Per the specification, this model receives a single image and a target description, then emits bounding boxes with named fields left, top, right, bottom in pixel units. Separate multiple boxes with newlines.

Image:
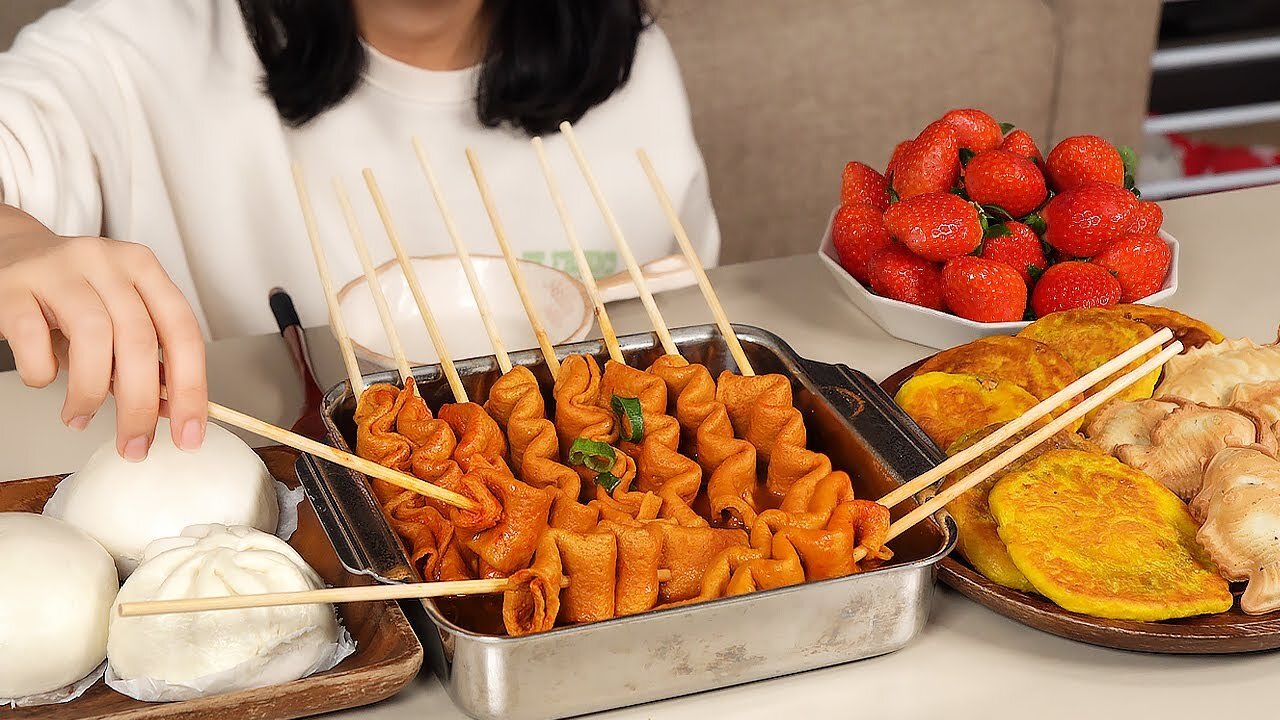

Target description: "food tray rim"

left=308, top=322, right=957, bottom=642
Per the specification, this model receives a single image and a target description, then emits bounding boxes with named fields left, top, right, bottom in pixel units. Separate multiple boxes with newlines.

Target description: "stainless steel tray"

left=298, top=324, right=955, bottom=720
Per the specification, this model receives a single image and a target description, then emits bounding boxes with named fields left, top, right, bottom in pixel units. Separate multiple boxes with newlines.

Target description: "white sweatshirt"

left=0, top=0, right=719, bottom=340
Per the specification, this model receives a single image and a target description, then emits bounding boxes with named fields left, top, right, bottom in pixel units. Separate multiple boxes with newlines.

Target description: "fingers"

left=0, top=290, right=57, bottom=388
left=75, top=242, right=160, bottom=462
left=38, top=278, right=114, bottom=429
left=125, top=242, right=207, bottom=450
left=0, top=236, right=207, bottom=461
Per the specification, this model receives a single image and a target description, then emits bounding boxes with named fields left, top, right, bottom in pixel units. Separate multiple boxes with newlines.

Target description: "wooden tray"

left=3, top=446, right=423, bottom=719
left=883, top=361, right=1280, bottom=654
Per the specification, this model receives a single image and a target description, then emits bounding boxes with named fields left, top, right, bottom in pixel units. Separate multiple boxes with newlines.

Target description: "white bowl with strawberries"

left=817, top=108, right=1178, bottom=349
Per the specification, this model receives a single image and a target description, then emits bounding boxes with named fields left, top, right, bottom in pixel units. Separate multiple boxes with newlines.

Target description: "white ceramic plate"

left=816, top=207, right=1180, bottom=350
left=338, top=255, right=592, bottom=368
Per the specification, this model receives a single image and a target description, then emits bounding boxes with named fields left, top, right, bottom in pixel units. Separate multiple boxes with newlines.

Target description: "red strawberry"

left=1041, top=182, right=1138, bottom=258
left=1030, top=262, right=1122, bottom=317
left=999, top=129, right=1044, bottom=164
left=883, top=192, right=982, bottom=261
left=840, top=161, right=891, bottom=211
left=867, top=244, right=945, bottom=310
left=980, top=221, right=1048, bottom=286
left=963, top=149, right=1048, bottom=218
left=941, top=256, right=1027, bottom=322
left=892, top=121, right=961, bottom=199
left=1045, top=135, right=1124, bottom=191
left=939, top=109, right=1003, bottom=153
left=1125, top=201, right=1164, bottom=234
left=1091, top=233, right=1172, bottom=302
left=886, top=140, right=913, bottom=180
left=831, top=203, right=893, bottom=284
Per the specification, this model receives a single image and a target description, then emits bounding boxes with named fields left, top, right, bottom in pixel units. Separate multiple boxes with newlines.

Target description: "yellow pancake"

left=1109, top=304, right=1224, bottom=350
left=1018, top=308, right=1160, bottom=423
left=989, top=450, right=1232, bottom=621
left=941, top=426, right=1101, bottom=592
left=915, top=336, right=1082, bottom=430
left=894, top=372, right=1039, bottom=451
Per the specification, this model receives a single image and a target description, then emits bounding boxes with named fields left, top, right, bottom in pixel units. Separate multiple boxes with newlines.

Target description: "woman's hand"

left=0, top=211, right=207, bottom=461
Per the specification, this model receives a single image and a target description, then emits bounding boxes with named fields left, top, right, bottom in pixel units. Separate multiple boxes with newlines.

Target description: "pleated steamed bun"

left=0, top=512, right=119, bottom=698
left=45, top=420, right=278, bottom=575
left=107, top=524, right=343, bottom=700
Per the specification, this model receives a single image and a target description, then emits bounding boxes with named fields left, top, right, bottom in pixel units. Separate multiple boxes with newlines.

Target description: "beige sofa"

left=1, top=0, right=1161, bottom=266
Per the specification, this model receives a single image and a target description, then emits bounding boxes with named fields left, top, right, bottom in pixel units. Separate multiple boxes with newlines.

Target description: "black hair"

left=237, top=0, right=649, bottom=135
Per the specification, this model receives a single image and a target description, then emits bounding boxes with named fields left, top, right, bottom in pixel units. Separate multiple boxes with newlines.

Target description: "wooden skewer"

left=531, top=136, right=624, bottom=365
left=876, top=327, right=1175, bottom=510
left=559, top=121, right=678, bottom=357
left=465, top=147, right=562, bottom=378
left=636, top=149, right=754, bottom=376
left=879, top=339, right=1184, bottom=546
left=205, top=401, right=478, bottom=511
left=119, top=577, right=555, bottom=616
left=118, top=569, right=673, bottom=616
left=290, top=164, right=364, bottom=396
left=361, top=168, right=470, bottom=402
left=411, top=138, right=514, bottom=376
left=333, top=177, right=413, bottom=384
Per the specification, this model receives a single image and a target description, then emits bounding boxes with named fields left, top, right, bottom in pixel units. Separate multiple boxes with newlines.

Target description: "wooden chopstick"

left=117, top=577, right=546, bottom=616
left=636, top=149, right=754, bottom=376
left=118, top=569, right=674, bottom=616
left=876, top=327, right=1175, bottom=510
left=879, top=339, right=1184, bottom=545
left=465, top=147, right=562, bottom=378
left=290, top=163, right=365, bottom=396
left=205, top=401, right=478, bottom=511
left=333, top=177, right=414, bottom=384
left=412, top=137, right=514, bottom=376
left=531, top=136, right=625, bottom=365
left=361, top=168, right=470, bottom=402
left=559, top=121, right=679, bottom=357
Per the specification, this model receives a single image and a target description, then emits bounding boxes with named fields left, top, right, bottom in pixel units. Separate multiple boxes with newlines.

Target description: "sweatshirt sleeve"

left=0, top=4, right=126, bottom=237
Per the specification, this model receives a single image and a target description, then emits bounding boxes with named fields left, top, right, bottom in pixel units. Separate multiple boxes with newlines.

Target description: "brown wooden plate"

left=883, top=360, right=1280, bottom=654
left=3, top=446, right=423, bottom=719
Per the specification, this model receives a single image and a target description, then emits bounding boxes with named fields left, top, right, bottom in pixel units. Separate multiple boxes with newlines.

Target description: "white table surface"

left=4, top=184, right=1278, bottom=719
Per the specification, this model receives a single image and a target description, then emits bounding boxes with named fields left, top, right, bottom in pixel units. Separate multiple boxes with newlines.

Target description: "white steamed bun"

left=0, top=512, right=119, bottom=698
left=107, top=524, right=340, bottom=699
left=45, top=420, right=278, bottom=575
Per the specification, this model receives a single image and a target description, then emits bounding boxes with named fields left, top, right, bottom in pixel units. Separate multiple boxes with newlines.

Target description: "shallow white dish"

left=338, top=255, right=592, bottom=368
left=817, top=207, right=1180, bottom=350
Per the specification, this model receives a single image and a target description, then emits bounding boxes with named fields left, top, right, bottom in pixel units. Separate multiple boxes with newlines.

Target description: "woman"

left=0, top=0, right=718, bottom=461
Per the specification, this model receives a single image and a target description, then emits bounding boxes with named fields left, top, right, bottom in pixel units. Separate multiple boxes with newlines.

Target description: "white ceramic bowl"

left=338, top=255, right=592, bottom=368
left=817, top=207, right=1180, bottom=350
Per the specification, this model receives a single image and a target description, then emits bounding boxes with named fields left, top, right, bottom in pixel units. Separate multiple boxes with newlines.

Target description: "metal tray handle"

left=798, top=357, right=945, bottom=481
left=296, top=455, right=415, bottom=583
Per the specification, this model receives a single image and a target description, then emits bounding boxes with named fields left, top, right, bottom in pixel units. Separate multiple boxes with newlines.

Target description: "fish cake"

left=940, top=426, right=1101, bottom=593
left=894, top=372, right=1039, bottom=451
left=1018, top=308, right=1161, bottom=422
left=915, top=336, right=1082, bottom=429
left=989, top=450, right=1232, bottom=621
left=1110, top=304, right=1224, bottom=350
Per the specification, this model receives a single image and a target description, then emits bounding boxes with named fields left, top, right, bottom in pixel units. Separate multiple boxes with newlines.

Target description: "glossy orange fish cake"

left=894, top=372, right=1039, bottom=451
left=988, top=450, right=1232, bottom=621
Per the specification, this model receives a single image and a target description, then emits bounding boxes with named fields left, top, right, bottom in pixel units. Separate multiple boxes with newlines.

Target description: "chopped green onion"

left=595, top=471, right=621, bottom=493
left=611, top=395, right=645, bottom=443
left=569, top=437, right=616, bottom=474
